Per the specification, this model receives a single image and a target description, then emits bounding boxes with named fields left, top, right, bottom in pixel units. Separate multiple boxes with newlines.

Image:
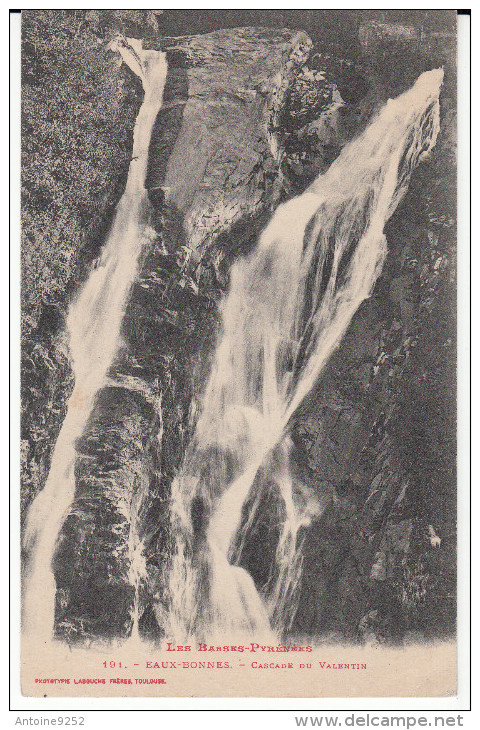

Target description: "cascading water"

left=165, top=68, right=444, bottom=643
left=22, top=38, right=168, bottom=642
left=22, top=40, right=443, bottom=647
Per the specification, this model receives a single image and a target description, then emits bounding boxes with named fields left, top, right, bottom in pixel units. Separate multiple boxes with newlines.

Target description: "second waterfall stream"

left=22, top=39, right=168, bottom=643
left=22, top=33, right=444, bottom=646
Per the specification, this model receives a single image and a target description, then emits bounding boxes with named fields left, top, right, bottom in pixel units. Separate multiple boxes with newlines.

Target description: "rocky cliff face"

left=21, top=15, right=457, bottom=645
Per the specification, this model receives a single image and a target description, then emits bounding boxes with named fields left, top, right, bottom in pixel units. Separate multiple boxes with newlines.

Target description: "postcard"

left=19, top=9, right=458, bottom=698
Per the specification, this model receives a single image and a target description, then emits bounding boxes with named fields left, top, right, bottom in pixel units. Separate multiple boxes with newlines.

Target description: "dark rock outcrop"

left=148, top=28, right=314, bottom=257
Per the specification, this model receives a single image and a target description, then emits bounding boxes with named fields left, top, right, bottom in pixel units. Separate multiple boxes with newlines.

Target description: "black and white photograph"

left=16, top=8, right=462, bottom=700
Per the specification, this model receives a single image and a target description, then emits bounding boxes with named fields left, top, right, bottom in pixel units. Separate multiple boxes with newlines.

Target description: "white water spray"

left=166, top=68, right=443, bottom=642
left=22, top=39, right=168, bottom=642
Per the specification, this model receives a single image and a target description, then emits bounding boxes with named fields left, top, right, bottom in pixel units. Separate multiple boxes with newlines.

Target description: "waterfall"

left=165, top=68, right=444, bottom=643
left=22, top=38, right=168, bottom=642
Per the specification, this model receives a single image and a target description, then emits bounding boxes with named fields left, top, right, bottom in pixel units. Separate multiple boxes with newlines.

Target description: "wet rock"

left=54, top=385, right=163, bottom=641
left=371, top=552, right=387, bottom=581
